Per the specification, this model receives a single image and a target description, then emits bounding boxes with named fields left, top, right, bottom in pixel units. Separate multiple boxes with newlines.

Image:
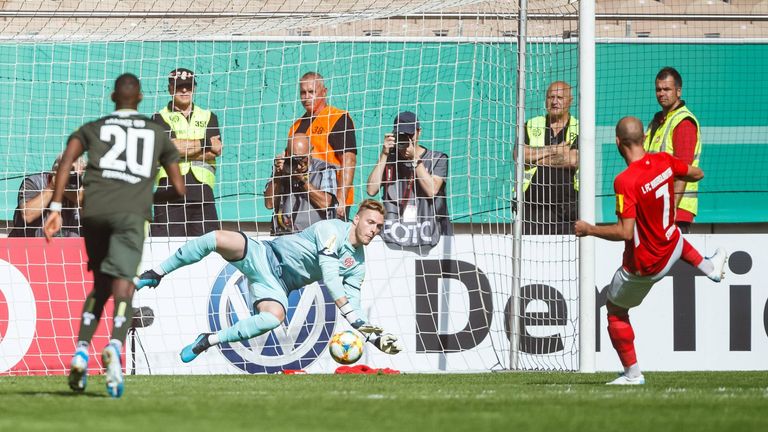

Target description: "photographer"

left=264, top=133, right=338, bottom=235
left=366, top=111, right=450, bottom=247
left=10, top=155, right=85, bottom=237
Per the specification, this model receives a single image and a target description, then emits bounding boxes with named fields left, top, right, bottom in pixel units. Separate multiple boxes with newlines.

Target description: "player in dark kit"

left=44, top=73, right=185, bottom=398
left=575, top=116, right=726, bottom=385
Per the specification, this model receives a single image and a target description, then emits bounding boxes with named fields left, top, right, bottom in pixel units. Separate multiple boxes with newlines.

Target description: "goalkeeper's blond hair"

left=357, top=199, right=385, bottom=216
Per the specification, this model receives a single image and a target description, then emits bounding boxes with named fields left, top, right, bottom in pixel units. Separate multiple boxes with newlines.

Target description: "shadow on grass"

left=527, top=379, right=611, bottom=386
left=15, top=390, right=107, bottom=398
left=515, top=374, right=619, bottom=386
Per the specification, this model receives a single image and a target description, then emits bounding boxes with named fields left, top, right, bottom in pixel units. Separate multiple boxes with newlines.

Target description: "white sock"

left=152, top=266, right=166, bottom=276
left=625, top=363, right=642, bottom=378
left=698, top=258, right=714, bottom=276
left=109, top=339, right=123, bottom=351
left=207, top=334, right=220, bottom=346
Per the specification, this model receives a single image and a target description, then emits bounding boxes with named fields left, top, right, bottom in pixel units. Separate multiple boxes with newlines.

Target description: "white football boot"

left=102, top=342, right=124, bottom=398
left=706, top=248, right=728, bottom=282
left=606, top=373, right=646, bottom=385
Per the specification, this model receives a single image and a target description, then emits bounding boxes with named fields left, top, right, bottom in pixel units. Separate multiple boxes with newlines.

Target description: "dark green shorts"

left=82, top=213, right=147, bottom=280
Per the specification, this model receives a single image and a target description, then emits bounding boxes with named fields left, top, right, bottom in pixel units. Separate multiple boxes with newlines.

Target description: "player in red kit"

left=575, top=116, right=727, bottom=385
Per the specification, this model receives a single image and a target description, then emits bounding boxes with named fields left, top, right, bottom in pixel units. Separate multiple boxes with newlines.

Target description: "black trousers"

left=150, top=175, right=221, bottom=237
left=150, top=201, right=220, bottom=236
left=522, top=202, right=578, bottom=235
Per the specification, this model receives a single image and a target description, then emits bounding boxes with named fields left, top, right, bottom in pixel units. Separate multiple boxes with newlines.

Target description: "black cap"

left=168, top=68, right=196, bottom=87
left=392, top=111, right=420, bottom=135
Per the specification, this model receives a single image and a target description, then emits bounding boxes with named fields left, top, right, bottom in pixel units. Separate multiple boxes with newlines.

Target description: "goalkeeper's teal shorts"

left=229, top=235, right=290, bottom=313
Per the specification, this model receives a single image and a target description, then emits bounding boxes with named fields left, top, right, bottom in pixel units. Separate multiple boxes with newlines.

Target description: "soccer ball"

left=328, top=330, right=364, bottom=365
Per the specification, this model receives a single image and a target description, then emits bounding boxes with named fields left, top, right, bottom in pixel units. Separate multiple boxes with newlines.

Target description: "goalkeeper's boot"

left=101, top=342, right=124, bottom=398
left=68, top=350, right=89, bottom=393
left=135, top=269, right=163, bottom=290
left=706, top=248, right=728, bottom=282
left=606, top=373, right=645, bottom=385
left=180, top=333, right=213, bottom=363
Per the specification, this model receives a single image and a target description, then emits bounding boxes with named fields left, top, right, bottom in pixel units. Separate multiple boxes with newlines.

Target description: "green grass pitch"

left=1, top=372, right=766, bottom=432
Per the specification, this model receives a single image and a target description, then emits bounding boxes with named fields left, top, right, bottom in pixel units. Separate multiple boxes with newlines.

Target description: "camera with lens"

left=286, top=156, right=308, bottom=175
left=387, top=133, right=413, bottom=161
left=276, top=155, right=305, bottom=176
left=67, top=171, right=82, bottom=189
left=397, top=133, right=413, bottom=149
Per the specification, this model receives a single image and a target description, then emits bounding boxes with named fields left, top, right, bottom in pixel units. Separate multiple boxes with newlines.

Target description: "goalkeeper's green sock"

left=158, top=231, right=217, bottom=275
left=214, top=312, right=281, bottom=344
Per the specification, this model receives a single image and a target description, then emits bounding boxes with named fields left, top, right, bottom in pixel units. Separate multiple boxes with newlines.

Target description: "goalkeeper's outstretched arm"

left=333, top=263, right=404, bottom=355
left=334, top=295, right=403, bottom=355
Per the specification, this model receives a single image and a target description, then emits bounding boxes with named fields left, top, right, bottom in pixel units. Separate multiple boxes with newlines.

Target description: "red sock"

left=680, top=239, right=703, bottom=267
left=607, top=313, right=637, bottom=367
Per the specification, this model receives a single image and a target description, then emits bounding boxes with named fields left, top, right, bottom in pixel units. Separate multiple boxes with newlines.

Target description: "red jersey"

left=671, top=119, right=698, bottom=223
left=614, top=152, right=689, bottom=275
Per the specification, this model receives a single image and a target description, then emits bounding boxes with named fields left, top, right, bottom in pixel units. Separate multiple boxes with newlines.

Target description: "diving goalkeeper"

left=137, top=199, right=403, bottom=362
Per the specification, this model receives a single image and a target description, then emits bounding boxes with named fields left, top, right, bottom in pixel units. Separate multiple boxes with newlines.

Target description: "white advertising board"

left=125, top=234, right=766, bottom=374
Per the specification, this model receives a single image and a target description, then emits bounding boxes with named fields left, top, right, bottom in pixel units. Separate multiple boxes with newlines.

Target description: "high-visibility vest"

left=155, top=106, right=216, bottom=189
left=289, top=105, right=354, bottom=206
left=523, top=115, right=580, bottom=193
left=643, top=105, right=701, bottom=216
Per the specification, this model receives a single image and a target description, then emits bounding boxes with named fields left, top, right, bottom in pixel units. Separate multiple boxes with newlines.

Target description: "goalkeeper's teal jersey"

left=267, top=219, right=366, bottom=306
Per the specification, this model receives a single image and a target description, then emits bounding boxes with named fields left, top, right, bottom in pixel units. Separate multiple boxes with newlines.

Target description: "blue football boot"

left=101, top=343, right=124, bottom=398
left=68, top=350, right=89, bottom=393
left=180, top=333, right=213, bottom=363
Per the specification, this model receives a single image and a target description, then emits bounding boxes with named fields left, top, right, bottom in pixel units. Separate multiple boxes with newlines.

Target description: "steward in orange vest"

left=288, top=72, right=357, bottom=220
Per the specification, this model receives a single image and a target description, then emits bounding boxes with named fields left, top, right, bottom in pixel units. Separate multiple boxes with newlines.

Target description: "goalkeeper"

left=137, top=198, right=403, bottom=362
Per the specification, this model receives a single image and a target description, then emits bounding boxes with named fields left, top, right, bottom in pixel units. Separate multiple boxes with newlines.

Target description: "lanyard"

left=398, top=169, right=415, bottom=215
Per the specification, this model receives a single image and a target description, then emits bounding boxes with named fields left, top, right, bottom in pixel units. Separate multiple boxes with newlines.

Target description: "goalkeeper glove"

left=370, top=333, right=403, bottom=355
left=135, top=269, right=163, bottom=290
left=351, top=320, right=384, bottom=336
left=338, top=301, right=383, bottom=336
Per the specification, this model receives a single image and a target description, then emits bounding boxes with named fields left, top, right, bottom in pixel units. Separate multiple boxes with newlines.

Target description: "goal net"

left=4, top=0, right=765, bottom=377
left=10, top=0, right=765, bottom=376
left=2, top=0, right=580, bottom=375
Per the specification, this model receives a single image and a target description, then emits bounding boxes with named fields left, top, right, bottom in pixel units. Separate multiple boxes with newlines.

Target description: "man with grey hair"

left=288, top=72, right=356, bottom=220
left=9, top=154, right=85, bottom=237
left=518, top=81, right=579, bottom=235
left=264, top=133, right=338, bottom=234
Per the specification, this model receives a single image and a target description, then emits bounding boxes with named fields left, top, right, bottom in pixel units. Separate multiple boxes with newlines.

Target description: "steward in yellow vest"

left=517, top=81, right=579, bottom=235
left=644, top=67, right=700, bottom=231
left=523, top=115, right=580, bottom=193
left=150, top=68, right=223, bottom=237
left=155, top=106, right=216, bottom=188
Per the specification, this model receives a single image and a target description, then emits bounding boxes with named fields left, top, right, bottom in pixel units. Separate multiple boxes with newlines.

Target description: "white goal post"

left=578, top=0, right=596, bottom=373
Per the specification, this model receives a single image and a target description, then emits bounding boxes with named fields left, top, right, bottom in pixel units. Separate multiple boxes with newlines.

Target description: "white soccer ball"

left=328, top=330, right=364, bottom=365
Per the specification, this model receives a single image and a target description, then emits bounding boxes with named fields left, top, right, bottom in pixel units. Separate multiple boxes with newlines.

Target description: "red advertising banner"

left=0, top=238, right=114, bottom=375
